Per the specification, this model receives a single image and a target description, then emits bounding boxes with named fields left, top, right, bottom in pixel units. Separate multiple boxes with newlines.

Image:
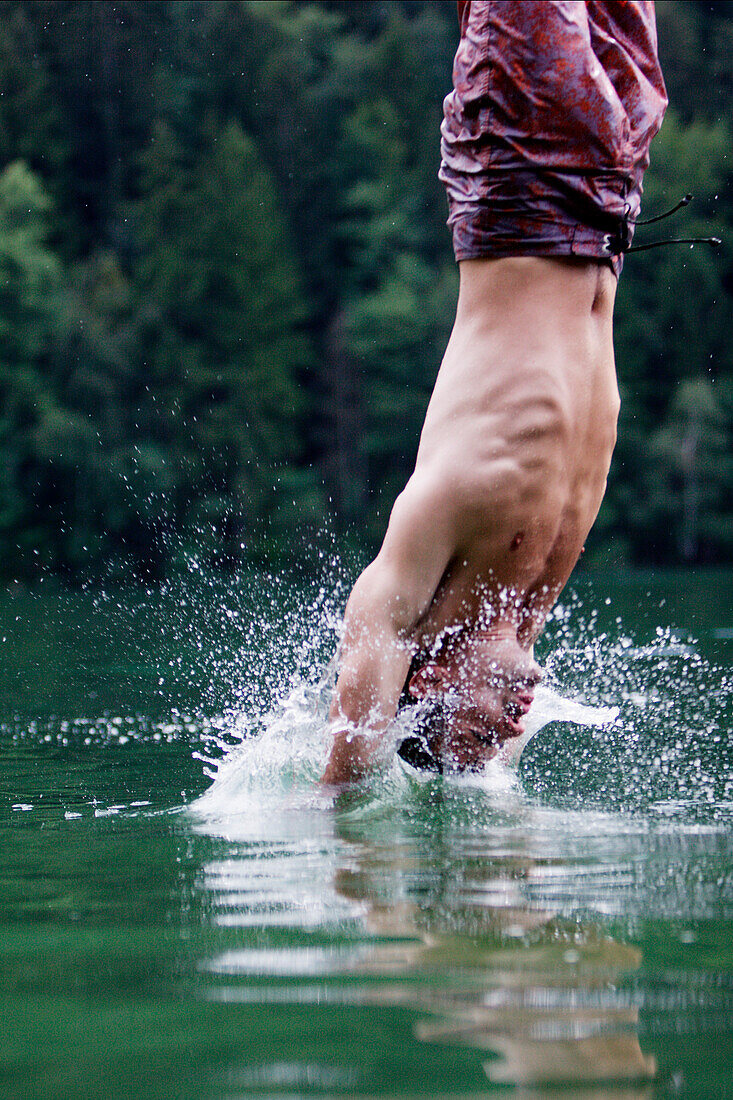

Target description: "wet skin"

left=322, top=256, right=618, bottom=784
left=406, top=633, right=543, bottom=772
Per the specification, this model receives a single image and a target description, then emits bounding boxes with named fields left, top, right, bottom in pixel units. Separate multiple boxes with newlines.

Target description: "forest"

left=0, top=0, right=731, bottom=582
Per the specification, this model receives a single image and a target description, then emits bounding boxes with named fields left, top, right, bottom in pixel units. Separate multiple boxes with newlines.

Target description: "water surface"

left=2, top=569, right=732, bottom=1099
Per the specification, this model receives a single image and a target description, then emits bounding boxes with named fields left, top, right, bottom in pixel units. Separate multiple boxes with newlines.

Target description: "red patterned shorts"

left=439, top=1, right=668, bottom=275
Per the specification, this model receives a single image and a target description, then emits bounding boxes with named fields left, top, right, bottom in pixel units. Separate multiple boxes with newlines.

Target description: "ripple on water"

left=2, top=571, right=732, bottom=1096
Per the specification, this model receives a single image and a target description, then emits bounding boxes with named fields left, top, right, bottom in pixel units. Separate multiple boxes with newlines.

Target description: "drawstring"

left=635, top=192, right=693, bottom=225
left=605, top=193, right=721, bottom=256
left=623, top=235, right=721, bottom=254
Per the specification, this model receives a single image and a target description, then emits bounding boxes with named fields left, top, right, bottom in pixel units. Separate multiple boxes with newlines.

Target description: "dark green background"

left=0, top=0, right=731, bottom=582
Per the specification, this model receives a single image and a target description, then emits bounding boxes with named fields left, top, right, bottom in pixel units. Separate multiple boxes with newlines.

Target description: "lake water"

left=2, top=567, right=732, bottom=1099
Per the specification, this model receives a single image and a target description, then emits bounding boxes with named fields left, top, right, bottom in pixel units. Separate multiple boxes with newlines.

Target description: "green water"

left=2, top=570, right=732, bottom=1099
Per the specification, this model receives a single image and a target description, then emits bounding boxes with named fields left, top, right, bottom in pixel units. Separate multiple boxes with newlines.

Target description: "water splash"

left=498, top=684, right=619, bottom=765
left=189, top=567, right=733, bottom=827
left=9, top=561, right=726, bottom=826
left=191, top=662, right=335, bottom=822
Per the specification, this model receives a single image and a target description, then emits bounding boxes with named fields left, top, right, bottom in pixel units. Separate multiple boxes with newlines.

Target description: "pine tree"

left=0, top=161, right=65, bottom=574
left=135, top=118, right=322, bottom=557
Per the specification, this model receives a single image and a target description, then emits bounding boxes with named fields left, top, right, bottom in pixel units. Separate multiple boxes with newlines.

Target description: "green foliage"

left=635, top=380, right=731, bottom=562
left=136, top=117, right=321, bottom=544
left=0, top=161, right=64, bottom=574
left=598, top=107, right=733, bottom=564
left=0, top=0, right=731, bottom=579
left=656, top=0, right=733, bottom=126
left=328, top=8, right=456, bottom=527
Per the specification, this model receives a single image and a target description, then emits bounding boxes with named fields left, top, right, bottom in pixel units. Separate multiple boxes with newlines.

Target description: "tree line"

left=0, top=0, right=731, bottom=581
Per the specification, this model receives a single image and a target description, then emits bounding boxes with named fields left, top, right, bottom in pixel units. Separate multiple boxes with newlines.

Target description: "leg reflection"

left=333, top=823, right=656, bottom=1089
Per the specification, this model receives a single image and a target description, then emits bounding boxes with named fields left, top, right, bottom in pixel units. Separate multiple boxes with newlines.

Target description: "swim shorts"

left=439, top=1, right=668, bottom=274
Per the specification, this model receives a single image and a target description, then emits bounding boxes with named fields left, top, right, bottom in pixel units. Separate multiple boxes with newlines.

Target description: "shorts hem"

left=450, top=213, right=623, bottom=276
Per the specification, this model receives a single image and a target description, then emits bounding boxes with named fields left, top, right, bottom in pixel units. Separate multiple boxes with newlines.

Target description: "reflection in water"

left=2, top=577, right=732, bottom=1098
left=191, top=781, right=689, bottom=1091
left=185, top=591, right=733, bottom=1096
left=331, top=825, right=656, bottom=1089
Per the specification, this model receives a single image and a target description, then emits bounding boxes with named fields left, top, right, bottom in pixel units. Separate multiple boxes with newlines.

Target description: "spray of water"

left=6, top=552, right=729, bottom=826
left=189, top=566, right=733, bottom=827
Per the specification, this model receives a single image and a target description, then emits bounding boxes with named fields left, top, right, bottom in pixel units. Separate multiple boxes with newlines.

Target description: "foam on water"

left=4, top=561, right=730, bottom=830
left=191, top=665, right=335, bottom=821
left=191, top=679, right=620, bottom=829
left=189, top=579, right=642, bottom=831
left=187, top=566, right=733, bottom=832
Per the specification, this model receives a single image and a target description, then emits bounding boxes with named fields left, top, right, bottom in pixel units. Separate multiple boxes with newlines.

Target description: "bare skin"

left=322, top=255, right=619, bottom=784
